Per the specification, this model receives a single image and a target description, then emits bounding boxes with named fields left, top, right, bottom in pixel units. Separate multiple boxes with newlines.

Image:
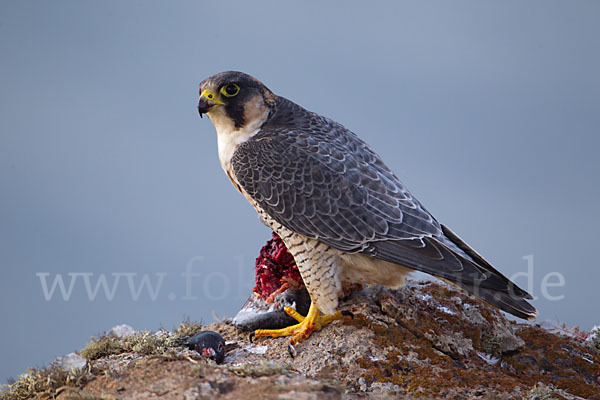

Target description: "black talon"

left=341, top=310, right=354, bottom=319
left=287, top=342, right=297, bottom=358
left=249, top=331, right=255, bottom=343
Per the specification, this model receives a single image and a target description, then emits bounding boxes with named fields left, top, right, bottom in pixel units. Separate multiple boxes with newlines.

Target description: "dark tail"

left=369, top=225, right=538, bottom=321
left=439, top=225, right=538, bottom=321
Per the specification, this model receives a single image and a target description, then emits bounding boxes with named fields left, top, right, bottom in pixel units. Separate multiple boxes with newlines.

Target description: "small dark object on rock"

left=182, top=331, right=225, bottom=364
left=288, top=342, right=297, bottom=358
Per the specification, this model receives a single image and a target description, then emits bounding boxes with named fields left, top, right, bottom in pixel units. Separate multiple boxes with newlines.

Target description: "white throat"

left=209, top=100, right=269, bottom=175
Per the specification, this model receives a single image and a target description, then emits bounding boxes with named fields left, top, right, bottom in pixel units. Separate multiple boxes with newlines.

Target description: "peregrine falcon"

left=197, top=71, right=537, bottom=350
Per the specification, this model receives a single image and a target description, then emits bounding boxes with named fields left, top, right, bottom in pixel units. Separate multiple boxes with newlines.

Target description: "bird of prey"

left=197, top=71, right=537, bottom=350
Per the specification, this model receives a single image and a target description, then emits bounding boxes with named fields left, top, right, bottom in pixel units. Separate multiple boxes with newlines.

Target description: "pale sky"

left=1, top=1, right=599, bottom=383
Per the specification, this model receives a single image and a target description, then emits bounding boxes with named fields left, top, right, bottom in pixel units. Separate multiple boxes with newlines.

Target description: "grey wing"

left=232, top=121, right=441, bottom=251
left=232, top=111, right=536, bottom=319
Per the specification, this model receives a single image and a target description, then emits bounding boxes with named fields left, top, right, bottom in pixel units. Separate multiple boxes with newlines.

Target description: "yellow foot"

left=249, top=302, right=353, bottom=357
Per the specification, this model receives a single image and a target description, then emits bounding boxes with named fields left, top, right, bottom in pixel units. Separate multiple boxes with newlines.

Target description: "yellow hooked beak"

left=198, top=89, right=226, bottom=117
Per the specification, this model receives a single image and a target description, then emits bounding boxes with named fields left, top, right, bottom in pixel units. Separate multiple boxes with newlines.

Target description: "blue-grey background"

left=1, top=1, right=599, bottom=384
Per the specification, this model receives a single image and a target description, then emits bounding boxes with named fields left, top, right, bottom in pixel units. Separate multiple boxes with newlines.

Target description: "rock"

left=4, top=280, right=600, bottom=400
left=52, top=352, right=87, bottom=370
left=586, top=325, right=600, bottom=352
left=107, top=324, right=135, bottom=338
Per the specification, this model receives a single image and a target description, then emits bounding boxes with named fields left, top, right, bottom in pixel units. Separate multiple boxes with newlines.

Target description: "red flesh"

left=253, top=232, right=304, bottom=300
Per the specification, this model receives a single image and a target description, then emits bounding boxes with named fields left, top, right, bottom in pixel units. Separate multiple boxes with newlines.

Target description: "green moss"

left=80, top=329, right=192, bottom=361
left=0, top=365, right=92, bottom=400
left=2, top=319, right=207, bottom=399
left=479, top=331, right=504, bottom=358
left=80, top=336, right=128, bottom=360
left=171, top=318, right=204, bottom=339
left=129, top=331, right=170, bottom=355
left=524, top=382, right=558, bottom=400
left=586, top=327, right=600, bottom=353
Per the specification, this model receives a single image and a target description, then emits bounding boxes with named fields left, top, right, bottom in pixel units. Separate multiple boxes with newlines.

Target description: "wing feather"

left=231, top=96, right=536, bottom=319
left=232, top=105, right=441, bottom=249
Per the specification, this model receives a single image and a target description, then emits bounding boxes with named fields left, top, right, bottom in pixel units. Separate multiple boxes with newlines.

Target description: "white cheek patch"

left=208, top=107, right=236, bottom=137
left=210, top=95, right=269, bottom=178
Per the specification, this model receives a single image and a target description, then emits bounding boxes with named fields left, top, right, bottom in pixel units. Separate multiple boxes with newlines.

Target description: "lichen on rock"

left=3, top=232, right=599, bottom=399
left=2, top=281, right=599, bottom=399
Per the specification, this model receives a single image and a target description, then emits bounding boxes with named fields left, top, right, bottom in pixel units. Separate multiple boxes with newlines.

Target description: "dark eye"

left=221, top=84, right=240, bottom=97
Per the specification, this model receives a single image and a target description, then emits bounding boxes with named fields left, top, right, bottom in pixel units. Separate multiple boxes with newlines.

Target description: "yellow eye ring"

left=220, top=84, right=240, bottom=97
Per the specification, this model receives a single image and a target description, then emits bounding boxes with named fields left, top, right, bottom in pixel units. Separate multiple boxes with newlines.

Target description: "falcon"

left=197, top=71, right=537, bottom=350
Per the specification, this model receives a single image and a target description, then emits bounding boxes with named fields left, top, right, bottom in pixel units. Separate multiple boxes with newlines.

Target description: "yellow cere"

left=200, top=90, right=226, bottom=105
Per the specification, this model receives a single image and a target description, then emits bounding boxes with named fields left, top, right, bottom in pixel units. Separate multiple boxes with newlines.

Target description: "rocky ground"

left=2, top=280, right=600, bottom=400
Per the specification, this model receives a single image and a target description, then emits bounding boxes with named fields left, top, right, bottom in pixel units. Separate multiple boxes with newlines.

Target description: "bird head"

left=198, top=71, right=276, bottom=132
